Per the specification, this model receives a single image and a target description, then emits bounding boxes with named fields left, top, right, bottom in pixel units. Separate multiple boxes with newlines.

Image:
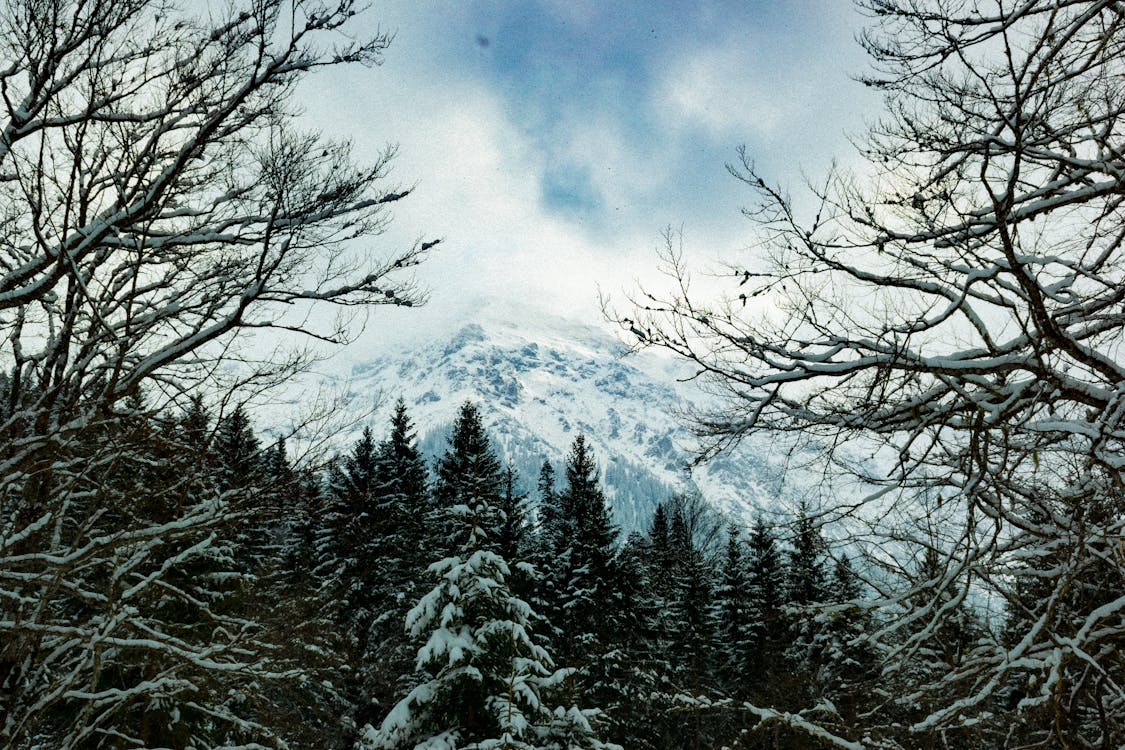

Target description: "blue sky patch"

left=541, top=161, right=603, bottom=218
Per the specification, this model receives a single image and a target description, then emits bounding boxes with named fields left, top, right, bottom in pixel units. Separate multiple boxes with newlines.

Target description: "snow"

left=307, top=298, right=798, bottom=530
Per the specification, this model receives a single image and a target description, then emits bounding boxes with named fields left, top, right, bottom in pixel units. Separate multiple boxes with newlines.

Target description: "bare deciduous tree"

left=0, top=1, right=433, bottom=746
left=619, top=1, right=1125, bottom=746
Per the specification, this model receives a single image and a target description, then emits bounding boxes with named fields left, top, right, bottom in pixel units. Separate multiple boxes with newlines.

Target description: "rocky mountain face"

left=333, top=304, right=786, bottom=532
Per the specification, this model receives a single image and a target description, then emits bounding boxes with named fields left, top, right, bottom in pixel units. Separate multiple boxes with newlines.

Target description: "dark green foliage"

left=781, top=502, right=832, bottom=714
left=374, top=398, right=431, bottom=564
left=215, top=405, right=263, bottom=491
left=433, top=401, right=505, bottom=552
left=320, top=426, right=383, bottom=630
left=667, top=502, right=716, bottom=690
left=742, top=514, right=790, bottom=716
left=601, top=531, right=667, bottom=749
left=21, top=384, right=1105, bottom=750
left=498, top=463, right=530, bottom=564
left=650, top=503, right=671, bottom=566
left=555, top=435, right=620, bottom=660
left=714, top=524, right=754, bottom=692
left=363, top=470, right=612, bottom=750
left=786, top=501, right=828, bottom=607
left=820, top=554, right=878, bottom=730
left=360, top=400, right=433, bottom=727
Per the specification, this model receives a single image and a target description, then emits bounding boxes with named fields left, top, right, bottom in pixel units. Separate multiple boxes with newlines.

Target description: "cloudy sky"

left=298, top=1, right=881, bottom=354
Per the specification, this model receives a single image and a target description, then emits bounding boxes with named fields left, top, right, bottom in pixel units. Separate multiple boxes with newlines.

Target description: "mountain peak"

left=335, top=305, right=783, bottom=531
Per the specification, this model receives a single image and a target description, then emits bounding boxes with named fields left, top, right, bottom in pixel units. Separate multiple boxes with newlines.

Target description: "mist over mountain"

left=328, top=300, right=788, bottom=532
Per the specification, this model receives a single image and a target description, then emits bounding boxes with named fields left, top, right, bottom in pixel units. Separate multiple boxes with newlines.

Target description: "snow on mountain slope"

left=329, top=301, right=788, bottom=532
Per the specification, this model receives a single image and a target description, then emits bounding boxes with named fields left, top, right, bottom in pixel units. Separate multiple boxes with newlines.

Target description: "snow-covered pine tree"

left=599, top=531, right=668, bottom=750
left=360, top=422, right=616, bottom=750
left=497, top=465, right=531, bottom=571
left=713, top=523, right=754, bottom=696
left=433, top=402, right=505, bottom=554
left=649, top=503, right=672, bottom=569
left=215, top=405, right=263, bottom=491
left=283, top=464, right=329, bottom=588
left=375, top=398, right=432, bottom=571
left=363, top=399, right=434, bottom=726
left=256, top=437, right=310, bottom=577
left=663, top=498, right=721, bottom=750
left=498, top=464, right=534, bottom=600
left=237, top=435, right=354, bottom=747
left=666, top=501, right=717, bottom=689
left=531, top=461, right=558, bottom=541
left=527, top=460, right=569, bottom=643
left=819, top=554, right=877, bottom=731
left=369, top=398, right=431, bottom=610
left=556, top=435, right=619, bottom=658
left=320, top=427, right=383, bottom=632
left=313, top=426, right=387, bottom=737
left=744, top=515, right=787, bottom=705
left=786, top=501, right=828, bottom=608
left=215, top=406, right=275, bottom=576
left=643, top=503, right=676, bottom=665
left=996, top=481, right=1125, bottom=747
left=263, top=437, right=301, bottom=520
left=782, top=502, right=831, bottom=707
left=553, top=435, right=641, bottom=746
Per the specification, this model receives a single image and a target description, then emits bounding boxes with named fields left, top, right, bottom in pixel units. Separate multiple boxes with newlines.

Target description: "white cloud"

left=296, top=52, right=670, bottom=354
left=652, top=17, right=879, bottom=181
left=283, top=2, right=882, bottom=366
left=656, top=43, right=787, bottom=141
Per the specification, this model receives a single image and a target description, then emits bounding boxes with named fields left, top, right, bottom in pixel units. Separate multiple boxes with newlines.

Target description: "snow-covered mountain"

left=328, top=301, right=788, bottom=532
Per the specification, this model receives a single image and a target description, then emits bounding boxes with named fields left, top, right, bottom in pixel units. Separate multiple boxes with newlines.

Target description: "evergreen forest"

left=8, top=388, right=1094, bottom=749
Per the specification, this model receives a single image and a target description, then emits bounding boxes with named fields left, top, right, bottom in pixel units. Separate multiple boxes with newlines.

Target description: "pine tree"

left=820, top=554, right=876, bottom=730
left=666, top=501, right=716, bottom=690
left=526, top=458, right=569, bottom=658
left=713, top=523, right=754, bottom=694
left=215, top=405, right=263, bottom=491
left=320, top=426, right=383, bottom=631
left=745, top=515, right=787, bottom=705
left=64, top=396, right=302, bottom=748
left=649, top=503, right=672, bottom=571
left=664, top=499, right=719, bottom=750
left=241, top=435, right=353, bottom=748
left=340, top=400, right=433, bottom=730
left=360, top=456, right=616, bottom=750
left=643, top=502, right=677, bottom=670
left=783, top=502, right=830, bottom=708
left=375, top=398, right=431, bottom=568
left=311, top=425, right=387, bottom=738
left=560, top=436, right=618, bottom=640
left=331, top=426, right=381, bottom=509
left=600, top=531, right=667, bottom=750
left=254, top=437, right=302, bottom=567
left=369, top=399, right=432, bottom=615
left=433, top=401, right=505, bottom=553
left=551, top=435, right=635, bottom=746
left=535, top=459, right=562, bottom=551
left=498, top=464, right=530, bottom=566
left=341, top=401, right=426, bottom=728
left=786, top=501, right=828, bottom=608
left=284, top=467, right=327, bottom=583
